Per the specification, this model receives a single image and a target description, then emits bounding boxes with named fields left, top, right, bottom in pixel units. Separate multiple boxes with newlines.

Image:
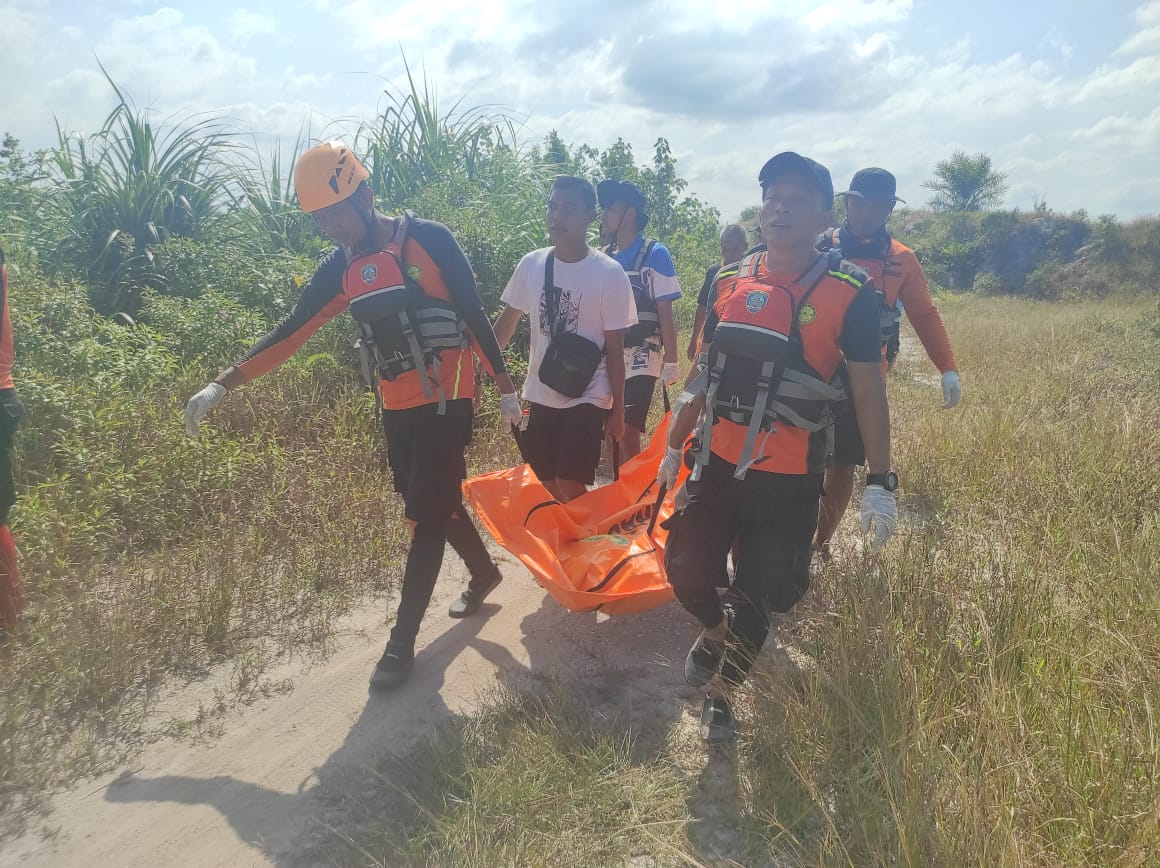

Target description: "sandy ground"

left=1, top=548, right=703, bottom=868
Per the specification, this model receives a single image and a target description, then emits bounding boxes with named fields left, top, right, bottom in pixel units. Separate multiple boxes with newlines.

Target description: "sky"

left=2, top=0, right=1158, bottom=222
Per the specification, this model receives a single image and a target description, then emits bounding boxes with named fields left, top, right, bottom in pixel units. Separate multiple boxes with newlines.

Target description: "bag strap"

left=632, top=238, right=657, bottom=273
left=543, top=251, right=562, bottom=337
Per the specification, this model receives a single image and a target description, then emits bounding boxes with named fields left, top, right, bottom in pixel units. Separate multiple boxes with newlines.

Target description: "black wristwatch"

left=866, top=471, right=899, bottom=492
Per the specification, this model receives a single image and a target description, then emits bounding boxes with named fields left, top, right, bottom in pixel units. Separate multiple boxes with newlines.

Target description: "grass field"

left=2, top=294, right=1157, bottom=866
left=331, top=294, right=1160, bottom=866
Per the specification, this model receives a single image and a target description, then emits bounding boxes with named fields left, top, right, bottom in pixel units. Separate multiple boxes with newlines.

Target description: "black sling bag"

left=537, top=252, right=604, bottom=399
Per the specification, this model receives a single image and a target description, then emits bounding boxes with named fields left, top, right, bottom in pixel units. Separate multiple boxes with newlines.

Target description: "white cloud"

left=229, top=10, right=277, bottom=43
left=2, top=0, right=1157, bottom=223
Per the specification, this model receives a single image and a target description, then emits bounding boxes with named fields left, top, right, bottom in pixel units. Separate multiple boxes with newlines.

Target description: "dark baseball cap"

left=839, top=167, right=905, bottom=203
left=597, top=179, right=650, bottom=228
left=758, top=152, right=835, bottom=206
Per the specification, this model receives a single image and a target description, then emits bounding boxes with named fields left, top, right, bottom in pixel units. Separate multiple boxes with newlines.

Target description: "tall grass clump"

left=39, top=73, right=237, bottom=316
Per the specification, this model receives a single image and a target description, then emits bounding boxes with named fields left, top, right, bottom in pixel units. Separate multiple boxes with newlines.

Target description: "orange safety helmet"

left=293, top=141, right=370, bottom=213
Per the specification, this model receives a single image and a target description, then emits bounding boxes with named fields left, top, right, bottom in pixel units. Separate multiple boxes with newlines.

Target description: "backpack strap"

left=632, top=238, right=657, bottom=273
left=735, top=251, right=763, bottom=279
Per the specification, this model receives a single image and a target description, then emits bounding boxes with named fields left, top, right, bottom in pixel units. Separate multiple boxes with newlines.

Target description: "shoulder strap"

left=632, top=239, right=657, bottom=272
left=735, top=251, right=762, bottom=279
left=543, top=251, right=562, bottom=336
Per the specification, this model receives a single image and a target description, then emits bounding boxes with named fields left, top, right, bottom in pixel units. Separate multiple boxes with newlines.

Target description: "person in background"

left=491, top=176, right=635, bottom=502
left=597, top=179, right=681, bottom=459
left=688, top=225, right=748, bottom=361
left=812, top=168, right=960, bottom=566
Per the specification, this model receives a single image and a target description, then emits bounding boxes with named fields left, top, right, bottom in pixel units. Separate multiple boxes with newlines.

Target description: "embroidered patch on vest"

left=361, top=264, right=378, bottom=284
left=745, top=290, right=768, bottom=313
left=406, top=265, right=422, bottom=281
left=799, top=303, right=817, bottom=325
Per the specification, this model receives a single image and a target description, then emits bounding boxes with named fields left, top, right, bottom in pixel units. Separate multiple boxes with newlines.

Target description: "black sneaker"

left=370, top=642, right=413, bottom=691
left=448, top=565, right=503, bottom=618
left=684, top=606, right=734, bottom=687
left=700, top=695, right=736, bottom=743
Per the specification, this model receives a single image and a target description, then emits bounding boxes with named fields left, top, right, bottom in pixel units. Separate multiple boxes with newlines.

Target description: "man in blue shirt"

left=598, top=179, right=682, bottom=459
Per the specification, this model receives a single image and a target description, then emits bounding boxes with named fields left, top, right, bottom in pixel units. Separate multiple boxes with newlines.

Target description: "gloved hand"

left=183, top=382, right=227, bottom=437
left=860, top=484, right=897, bottom=550
left=661, top=361, right=681, bottom=387
left=941, top=370, right=961, bottom=409
left=499, top=392, right=523, bottom=433
left=657, top=445, right=683, bottom=490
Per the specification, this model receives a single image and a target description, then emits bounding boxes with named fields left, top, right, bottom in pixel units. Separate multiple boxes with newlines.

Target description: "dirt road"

left=1, top=550, right=700, bottom=867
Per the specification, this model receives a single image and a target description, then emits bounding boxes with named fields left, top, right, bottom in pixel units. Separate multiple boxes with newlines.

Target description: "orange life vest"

left=341, top=214, right=472, bottom=413
left=689, top=250, right=871, bottom=477
left=823, top=227, right=901, bottom=347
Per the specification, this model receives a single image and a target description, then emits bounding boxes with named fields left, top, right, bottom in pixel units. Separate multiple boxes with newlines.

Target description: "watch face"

left=886, top=472, right=899, bottom=491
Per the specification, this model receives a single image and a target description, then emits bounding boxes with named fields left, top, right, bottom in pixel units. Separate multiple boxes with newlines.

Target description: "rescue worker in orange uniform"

left=812, top=168, right=960, bottom=564
left=688, top=224, right=748, bottom=362
left=658, top=153, right=897, bottom=743
left=0, top=245, right=24, bottom=631
left=183, top=143, right=520, bottom=690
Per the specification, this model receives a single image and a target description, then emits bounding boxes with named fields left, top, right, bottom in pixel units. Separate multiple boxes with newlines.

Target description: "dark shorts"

left=624, top=375, right=657, bottom=432
left=664, top=455, right=822, bottom=617
left=829, top=398, right=865, bottom=468
left=381, top=398, right=473, bottom=524
left=523, top=401, right=608, bottom=485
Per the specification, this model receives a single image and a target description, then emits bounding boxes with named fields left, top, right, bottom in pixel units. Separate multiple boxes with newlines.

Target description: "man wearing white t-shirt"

left=492, top=176, right=636, bottom=502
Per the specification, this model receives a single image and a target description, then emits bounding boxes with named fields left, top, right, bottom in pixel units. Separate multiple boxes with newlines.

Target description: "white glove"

left=860, top=484, right=897, bottom=550
left=657, top=445, right=683, bottom=489
left=661, top=361, right=681, bottom=387
left=941, top=370, right=961, bottom=409
left=499, top=392, right=523, bottom=432
left=183, top=382, right=227, bottom=437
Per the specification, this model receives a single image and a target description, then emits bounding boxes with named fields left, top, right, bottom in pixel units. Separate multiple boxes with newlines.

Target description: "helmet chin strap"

left=355, top=200, right=378, bottom=252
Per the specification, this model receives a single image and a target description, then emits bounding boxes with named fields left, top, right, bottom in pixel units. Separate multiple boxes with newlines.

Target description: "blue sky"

left=2, top=0, right=1158, bottom=221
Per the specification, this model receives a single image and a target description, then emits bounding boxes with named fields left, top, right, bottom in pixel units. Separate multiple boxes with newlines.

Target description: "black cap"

left=758, top=152, right=835, bottom=206
left=839, top=167, right=905, bottom=203
left=597, top=179, right=650, bottom=228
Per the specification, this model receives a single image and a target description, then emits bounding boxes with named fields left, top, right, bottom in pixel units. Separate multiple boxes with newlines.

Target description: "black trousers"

left=381, top=399, right=495, bottom=649
left=664, top=454, right=821, bottom=685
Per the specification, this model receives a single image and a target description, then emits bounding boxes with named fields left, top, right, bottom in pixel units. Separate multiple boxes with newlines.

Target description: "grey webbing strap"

left=775, top=368, right=846, bottom=402
left=673, top=368, right=708, bottom=417
left=797, top=254, right=830, bottom=291
left=734, top=358, right=779, bottom=479
left=400, top=312, right=433, bottom=399
left=632, top=239, right=655, bottom=274
left=765, top=400, right=827, bottom=432
left=430, top=354, right=446, bottom=415
left=693, top=358, right=724, bottom=482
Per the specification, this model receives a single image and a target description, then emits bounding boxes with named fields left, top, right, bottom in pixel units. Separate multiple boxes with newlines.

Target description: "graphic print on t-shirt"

left=539, top=287, right=580, bottom=336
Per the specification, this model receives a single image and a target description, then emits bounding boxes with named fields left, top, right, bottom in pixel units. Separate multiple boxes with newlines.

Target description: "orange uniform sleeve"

left=235, top=248, right=349, bottom=383
left=897, top=248, right=957, bottom=373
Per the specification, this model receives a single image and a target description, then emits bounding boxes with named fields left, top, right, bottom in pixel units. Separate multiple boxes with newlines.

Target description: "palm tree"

left=923, top=151, right=1009, bottom=212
